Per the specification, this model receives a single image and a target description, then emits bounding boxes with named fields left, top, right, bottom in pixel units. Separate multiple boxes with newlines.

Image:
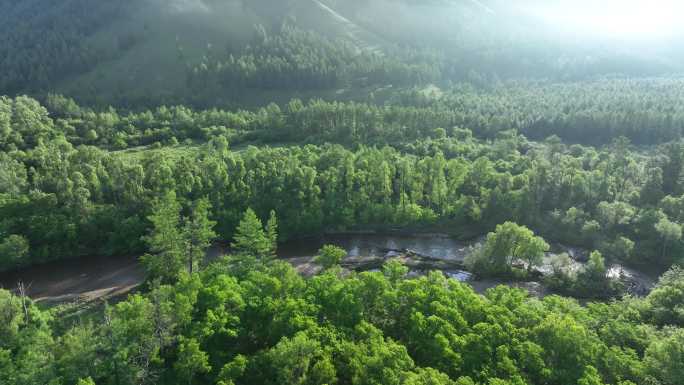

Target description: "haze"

left=525, top=0, right=684, bottom=39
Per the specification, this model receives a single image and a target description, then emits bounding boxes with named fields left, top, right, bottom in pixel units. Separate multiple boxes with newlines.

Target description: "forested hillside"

left=3, top=0, right=684, bottom=106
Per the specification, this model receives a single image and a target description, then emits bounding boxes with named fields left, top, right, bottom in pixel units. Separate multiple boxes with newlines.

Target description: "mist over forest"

left=3, top=0, right=684, bottom=106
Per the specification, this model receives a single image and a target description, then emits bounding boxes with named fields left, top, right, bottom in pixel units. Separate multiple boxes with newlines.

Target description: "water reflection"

left=279, top=233, right=470, bottom=261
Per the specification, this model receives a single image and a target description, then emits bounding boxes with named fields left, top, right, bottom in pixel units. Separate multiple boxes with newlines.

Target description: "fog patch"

left=167, top=0, right=210, bottom=14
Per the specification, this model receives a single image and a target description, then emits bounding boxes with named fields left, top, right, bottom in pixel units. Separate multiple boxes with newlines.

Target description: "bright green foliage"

left=0, top=152, right=27, bottom=195
left=141, top=192, right=185, bottom=282
left=174, top=337, right=211, bottom=385
left=142, top=195, right=217, bottom=280
left=382, top=260, right=409, bottom=283
left=586, top=251, right=607, bottom=278
left=217, top=355, right=248, bottom=385
left=548, top=250, right=623, bottom=299
left=0, top=7, right=684, bottom=384
left=231, top=208, right=274, bottom=258
left=0, top=289, right=57, bottom=385
left=470, top=222, right=549, bottom=275
left=646, top=266, right=684, bottom=326
left=533, top=315, right=598, bottom=384
left=578, top=366, right=605, bottom=385
left=4, top=92, right=684, bottom=272
left=644, top=329, right=684, bottom=385
left=402, top=367, right=456, bottom=385
left=315, top=244, right=347, bottom=269
left=1, top=256, right=684, bottom=385
left=258, top=332, right=336, bottom=385
left=571, top=251, right=614, bottom=297
left=105, top=294, right=161, bottom=385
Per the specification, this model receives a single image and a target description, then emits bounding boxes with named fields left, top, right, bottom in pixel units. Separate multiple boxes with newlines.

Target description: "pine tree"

left=140, top=192, right=184, bottom=282
left=183, top=198, right=217, bottom=274
left=231, top=208, right=271, bottom=257
left=266, top=209, right=278, bottom=257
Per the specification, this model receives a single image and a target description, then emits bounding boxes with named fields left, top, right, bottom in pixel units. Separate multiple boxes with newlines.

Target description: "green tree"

left=174, top=337, right=211, bottom=385
left=578, top=366, right=605, bottom=385
left=534, top=315, right=598, bottom=384
left=315, top=245, right=346, bottom=269
left=56, top=324, right=100, bottom=385
left=266, top=210, right=278, bottom=257
left=586, top=251, right=607, bottom=278
left=517, top=234, right=549, bottom=273
left=574, top=251, right=613, bottom=297
left=260, top=332, right=336, bottom=385
left=477, top=222, right=549, bottom=275
left=0, top=153, right=27, bottom=195
left=644, top=329, right=684, bottom=385
left=105, top=294, right=162, bottom=385
left=654, top=216, right=682, bottom=261
left=183, top=198, right=217, bottom=274
left=646, top=266, right=684, bottom=326
left=217, top=355, right=248, bottom=385
left=231, top=208, right=273, bottom=258
left=141, top=192, right=185, bottom=282
left=0, top=235, right=29, bottom=269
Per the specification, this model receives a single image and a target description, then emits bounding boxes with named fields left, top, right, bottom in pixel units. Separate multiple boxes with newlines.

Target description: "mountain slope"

left=55, top=0, right=262, bottom=106
left=3, top=0, right=684, bottom=107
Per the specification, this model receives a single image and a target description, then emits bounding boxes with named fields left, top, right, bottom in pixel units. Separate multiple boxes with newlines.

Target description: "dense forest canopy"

left=1, top=0, right=684, bottom=384
left=2, top=92, right=684, bottom=272
left=2, top=254, right=684, bottom=385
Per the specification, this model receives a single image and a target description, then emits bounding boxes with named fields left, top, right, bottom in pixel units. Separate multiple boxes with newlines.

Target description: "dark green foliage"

left=0, top=0, right=130, bottom=95
left=8, top=79, right=684, bottom=153
left=183, top=199, right=218, bottom=274
left=0, top=235, right=29, bottom=270
left=3, top=1, right=684, bottom=106
left=189, top=24, right=440, bottom=95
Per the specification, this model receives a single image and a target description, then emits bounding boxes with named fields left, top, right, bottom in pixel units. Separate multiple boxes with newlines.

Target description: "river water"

left=0, top=233, right=662, bottom=303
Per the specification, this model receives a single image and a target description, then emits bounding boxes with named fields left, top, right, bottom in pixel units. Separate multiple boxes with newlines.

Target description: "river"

left=0, top=233, right=661, bottom=303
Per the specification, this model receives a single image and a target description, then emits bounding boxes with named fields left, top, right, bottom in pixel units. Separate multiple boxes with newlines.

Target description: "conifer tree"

left=183, top=198, right=217, bottom=274
left=231, top=208, right=272, bottom=257
left=141, top=192, right=184, bottom=282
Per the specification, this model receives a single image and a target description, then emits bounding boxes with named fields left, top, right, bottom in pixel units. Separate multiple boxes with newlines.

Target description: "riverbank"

left=0, top=232, right=663, bottom=304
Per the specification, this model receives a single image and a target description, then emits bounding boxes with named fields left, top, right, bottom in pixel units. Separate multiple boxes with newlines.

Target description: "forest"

left=1, top=86, right=684, bottom=383
left=3, top=90, right=684, bottom=271
left=2, top=0, right=684, bottom=384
